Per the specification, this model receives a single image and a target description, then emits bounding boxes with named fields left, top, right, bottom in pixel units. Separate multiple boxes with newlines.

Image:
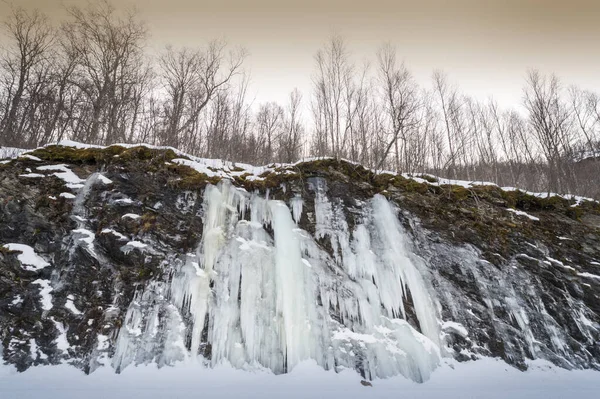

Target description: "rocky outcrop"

left=0, top=143, right=599, bottom=381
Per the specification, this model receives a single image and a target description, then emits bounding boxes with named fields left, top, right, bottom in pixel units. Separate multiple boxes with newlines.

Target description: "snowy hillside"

left=0, top=142, right=599, bottom=397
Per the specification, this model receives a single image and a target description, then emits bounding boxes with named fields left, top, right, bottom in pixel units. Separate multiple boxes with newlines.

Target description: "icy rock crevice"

left=112, top=180, right=442, bottom=382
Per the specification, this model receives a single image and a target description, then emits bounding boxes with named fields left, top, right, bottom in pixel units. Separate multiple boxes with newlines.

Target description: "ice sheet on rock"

left=112, top=281, right=185, bottom=372
left=72, top=228, right=96, bottom=255
left=2, top=244, right=50, bottom=271
left=155, top=180, right=442, bottom=381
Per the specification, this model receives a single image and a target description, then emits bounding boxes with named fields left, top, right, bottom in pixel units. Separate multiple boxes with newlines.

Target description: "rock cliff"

left=1, top=142, right=599, bottom=382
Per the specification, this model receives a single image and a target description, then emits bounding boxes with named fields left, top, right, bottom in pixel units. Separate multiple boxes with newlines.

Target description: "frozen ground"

left=0, top=358, right=599, bottom=399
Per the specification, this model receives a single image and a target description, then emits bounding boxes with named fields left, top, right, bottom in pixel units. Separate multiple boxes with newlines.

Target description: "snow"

left=120, top=241, right=148, bottom=255
left=19, top=173, right=45, bottom=178
left=0, top=357, right=599, bottom=399
left=11, top=295, right=23, bottom=306
left=21, top=154, right=41, bottom=161
left=441, top=321, right=469, bottom=337
left=506, top=208, right=540, bottom=221
left=123, top=241, right=147, bottom=249
left=101, top=228, right=128, bottom=241
left=2, top=244, right=50, bottom=271
left=32, top=279, right=53, bottom=311
left=122, top=213, right=141, bottom=220
left=546, top=257, right=576, bottom=272
left=97, top=174, right=112, bottom=184
left=51, top=318, right=70, bottom=352
left=59, top=192, right=76, bottom=199
left=65, top=295, right=82, bottom=315
left=36, top=164, right=85, bottom=189
left=114, top=198, right=134, bottom=205
left=578, top=272, right=600, bottom=280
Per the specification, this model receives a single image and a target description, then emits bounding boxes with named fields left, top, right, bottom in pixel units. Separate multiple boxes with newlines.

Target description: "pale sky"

left=3, top=0, right=600, bottom=109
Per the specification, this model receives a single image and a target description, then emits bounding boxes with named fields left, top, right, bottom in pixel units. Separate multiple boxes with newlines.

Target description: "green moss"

left=139, top=213, right=157, bottom=233
left=22, top=145, right=599, bottom=225
left=30, top=145, right=126, bottom=164
left=165, top=163, right=221, bottom=189
left=137, top=268, right=152, bottom=279
left=29, top=145, right=183, bottom=167
left=393, top=176, right=430, bottom=194
left=418, top=174, right=439, bottom=183
left=296, top=158, right=372, bottom=182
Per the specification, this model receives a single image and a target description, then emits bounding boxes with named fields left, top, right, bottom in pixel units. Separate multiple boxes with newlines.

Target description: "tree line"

left=1, top=1, right=599, bottom=198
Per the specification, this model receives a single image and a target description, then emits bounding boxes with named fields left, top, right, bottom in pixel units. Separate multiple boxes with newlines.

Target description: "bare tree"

left=376, top=43, right=420, bottom=172
left=60, top=0, right=147, bottom=144
left=277, top=89, right=304, bottom=163
left=0, top=6, right=53, bottom=147
left=311, top=35, right=355, bottom=158
left=523, top=70, right=575, bottom=193
left=158, top=41, right=247, bottom=150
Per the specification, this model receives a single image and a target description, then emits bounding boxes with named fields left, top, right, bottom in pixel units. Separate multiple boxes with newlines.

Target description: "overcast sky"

left=3, top=0, right=600, bottom=109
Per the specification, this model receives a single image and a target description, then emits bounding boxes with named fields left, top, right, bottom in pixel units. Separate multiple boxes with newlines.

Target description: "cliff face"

left=1, top=142, right=599, bottom=382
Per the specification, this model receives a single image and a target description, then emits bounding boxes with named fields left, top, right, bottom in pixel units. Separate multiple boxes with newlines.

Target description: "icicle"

left=290, top=194, right=303, bottom=224
left=269, top=200, right=316, bottom=370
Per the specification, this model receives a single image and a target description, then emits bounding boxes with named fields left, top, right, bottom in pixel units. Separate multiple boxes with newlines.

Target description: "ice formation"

left=112, top=179, right=442, bottom=382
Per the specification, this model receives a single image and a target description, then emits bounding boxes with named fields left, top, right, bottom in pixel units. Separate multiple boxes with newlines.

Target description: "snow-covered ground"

left=0, top=358, right=598, bottom=399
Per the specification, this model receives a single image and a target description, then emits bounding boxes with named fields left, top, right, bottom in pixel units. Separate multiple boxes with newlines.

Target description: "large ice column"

left=209, top=234, right=246, bottom=368
left=170, top=180, right=245, bottom=357
left=237, top=219, right=283, bottom=372
left=309, top=181, right=441, bottom=381
left=370, top=194, right=440, bottom=345
left=269, top=200, right=319, bottom=370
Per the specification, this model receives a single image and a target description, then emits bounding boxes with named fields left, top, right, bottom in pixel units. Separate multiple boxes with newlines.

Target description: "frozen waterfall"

left=112, top=179, right=442, bottom=382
